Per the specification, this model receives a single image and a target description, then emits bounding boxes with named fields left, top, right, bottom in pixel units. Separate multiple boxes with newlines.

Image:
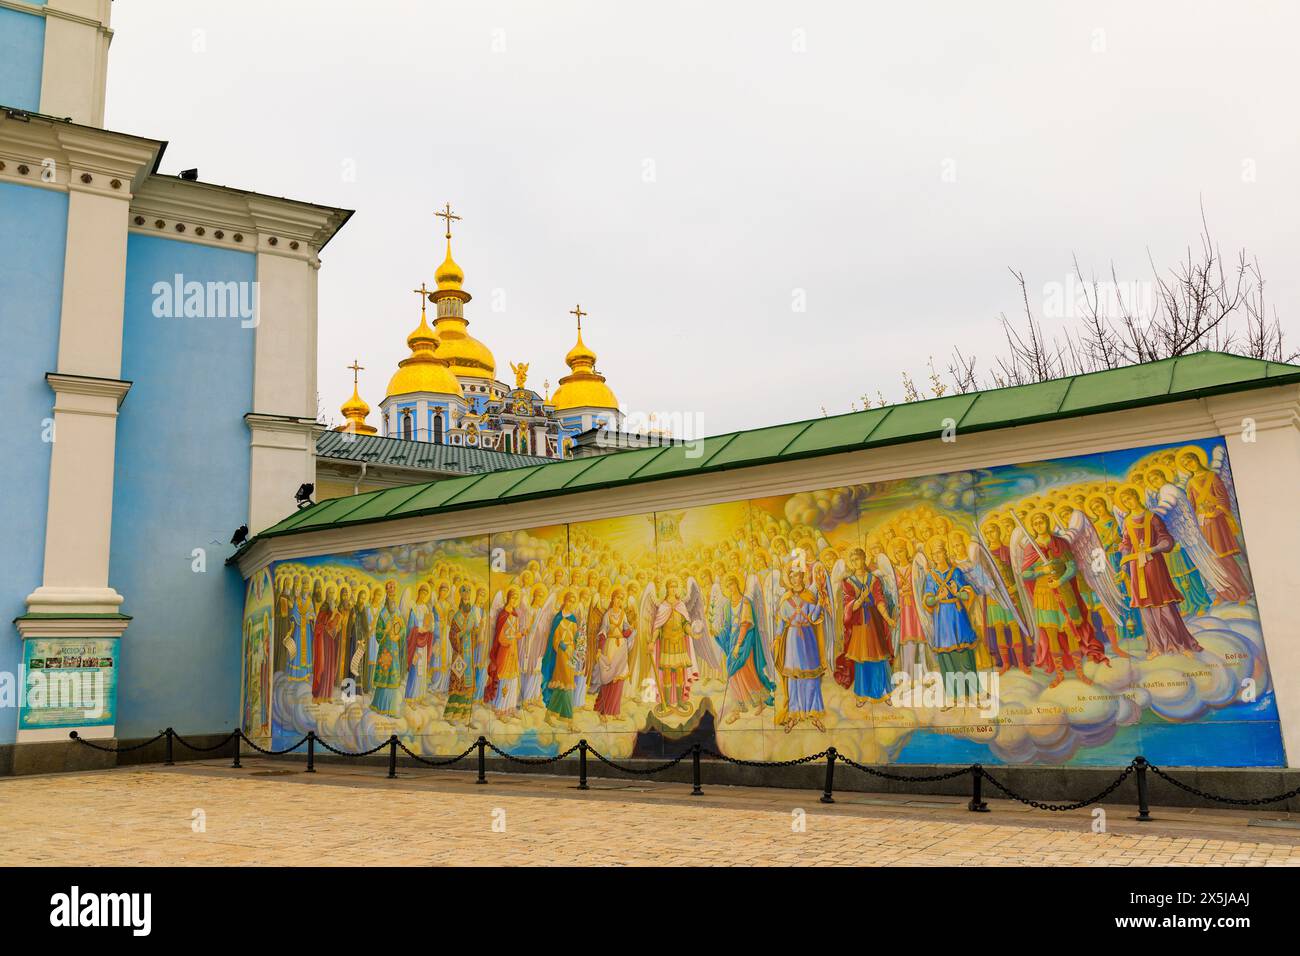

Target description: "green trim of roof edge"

left=232, top=353, right=1300, bottom=557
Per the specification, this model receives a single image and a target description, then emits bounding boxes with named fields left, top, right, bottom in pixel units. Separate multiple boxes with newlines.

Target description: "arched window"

left=503, top=433, right=514, bottom=453
left=400, top=408, right=413, bottom=440
left=433, top=409, right=444, bottom=444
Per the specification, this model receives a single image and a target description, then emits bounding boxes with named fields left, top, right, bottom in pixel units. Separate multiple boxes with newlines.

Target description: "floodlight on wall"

left=294, top=483, right=315, bottom=509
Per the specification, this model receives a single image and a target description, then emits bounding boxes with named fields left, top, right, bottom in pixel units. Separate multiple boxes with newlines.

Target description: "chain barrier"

left=980, top=763, right=1135, bottom=812
left=834, top=752, right=972, bottom=783
left=484, top=740, right=582, bottom=765
left=396, top=739, right=478, bottom=767
left=67, top=730, right=166, bottom=754
left=702, top=747, right=829, bottom=768
left=171, top=729, right=241, bottom=753
left=587, top=746, right=692, bottom=775
left=1147, top=763, right=1300, bottom=806
left=70, top=730, right=1292, bottom=817
left=236, top=732, right=309, bottom=757
left=316, top=735, right=394, bottom=758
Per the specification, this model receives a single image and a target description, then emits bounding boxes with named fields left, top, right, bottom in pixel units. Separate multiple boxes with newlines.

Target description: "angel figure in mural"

left=746, top=551, right=782, bottom=684
left=1175, top=445, right=1253, bottom=603
left=429, top=582, right=454, bottom=698
left=484, top=587, right=523, bottom=720
left=520, top=585, right=557, bottom=710
left=1051, top=501, right=1131, bottom=660
left=1135, top=468, right=1214, bottom=614
left=976, top=517, right=1034, bottom=674
left=773, top=563, right=828, bottom=732
left=442, top=585, right=478, bottom=724
left=915, top=537, right=983, bottom=702
left=832, top=547, right=895, bottom=707
left=1011, top=511, right=1109, bottom=688
left=1113, top=484, right=1205, bottom=658
left=342, top=587, right=371, bottom=692
left=583, top=579, right=611, bottom=711
left=638, top=576, right=704, bottom=716
left=685, top=576, right=724, bottom=682
left=541, top=590, right=581, bottom=727
left=879, top=536, right=929, bottom=681
left=369, top=581, right=405, bottom=717
left=944, top=529, right=997, bottom=673
left=714, top=573, right=775, bottom=723
left=571, top=589, right=591, bottom=709
left=402, top=584, right=436, bottom=706
left=592, top=587, right=637, bottom=722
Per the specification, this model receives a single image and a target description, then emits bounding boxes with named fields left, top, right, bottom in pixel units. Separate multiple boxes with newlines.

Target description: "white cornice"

left=46, top=373, right=131, bottom=406
left=129, top=177, right=351, bottom=259
left=0, top=112, right=161, bottom=196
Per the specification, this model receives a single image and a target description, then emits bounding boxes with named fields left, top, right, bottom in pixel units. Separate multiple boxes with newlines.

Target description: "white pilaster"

left=1208, top=387, right=1300, bottom=767
left=37, top=0, right=113, bottom=128
left=22, top=124, right=159, bottom=617
left=26, top=374, right=130, bottom=614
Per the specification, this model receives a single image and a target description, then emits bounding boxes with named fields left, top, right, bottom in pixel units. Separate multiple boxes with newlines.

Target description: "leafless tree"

left=931, top=203, right=1296, bottom=398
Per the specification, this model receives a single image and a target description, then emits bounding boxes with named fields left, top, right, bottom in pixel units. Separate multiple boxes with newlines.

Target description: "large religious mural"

left=243, top=435, right=1283, bottom=767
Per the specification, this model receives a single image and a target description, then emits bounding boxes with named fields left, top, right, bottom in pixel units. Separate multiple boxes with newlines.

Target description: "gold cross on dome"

left=435, top=202, right=461, bottom=239
left=412, top=282, right=432, bottom=314
left=569, top=303, right=587, bottom=331
left=347, top=359, right=364, bottom=387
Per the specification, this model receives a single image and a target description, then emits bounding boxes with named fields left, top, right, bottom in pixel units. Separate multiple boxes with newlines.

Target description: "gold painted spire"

left=337, top=359, right=379, bottom=434
left=433, top=201, right=464, bottom=291
left=425, top=204, right=496, bottom=378
left=552, top=303, right=618, bottom=411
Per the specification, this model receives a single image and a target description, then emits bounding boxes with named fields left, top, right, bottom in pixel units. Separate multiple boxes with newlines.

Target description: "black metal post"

left=476, top=736, right=487, bottom=784
left=1134, top=756, right=1152, bottom=821
left=578, top=739, right=589, bottom=790
left=691, top=743, right=703, bottom=796
left=820, top=747, right=837, bottom=804
left=231, top=731, right=242, bottom=768
left=968, top=764, right=989, bottom=812
left=306, top=731, right=316, bottom=773
left=164, top=727, right=174, bottom=766
left=387, top=734, right=398, bottom=779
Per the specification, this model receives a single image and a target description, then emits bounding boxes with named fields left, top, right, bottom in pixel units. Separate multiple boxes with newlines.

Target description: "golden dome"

left=337, top=361, right=378, bottom=434
left=434, top=238, right=464, bottom=292
left=432, top=318, right=496, bottom=379
left=551, top=308, right=618, bottom=411
left=386, top=297, right=464, bottom=399
left=551, top=375, right=619, bottom=411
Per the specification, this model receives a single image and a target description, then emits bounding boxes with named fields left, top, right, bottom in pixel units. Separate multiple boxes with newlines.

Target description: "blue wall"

left=111, top=234, right=255, bottom=738
left=0, top=182, right=66, bottom=746
left=0, top=6, right=46, bottom=112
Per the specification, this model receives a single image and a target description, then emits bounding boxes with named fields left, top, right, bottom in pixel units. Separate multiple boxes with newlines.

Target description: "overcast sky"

left=104, top=0, right=1300, bottom=436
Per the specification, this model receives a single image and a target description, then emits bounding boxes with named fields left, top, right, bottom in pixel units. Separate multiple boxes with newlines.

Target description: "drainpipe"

left=353, top=460, right=368, bottom=496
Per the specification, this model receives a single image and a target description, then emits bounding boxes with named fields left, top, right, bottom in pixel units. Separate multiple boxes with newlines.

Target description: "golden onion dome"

left=552, top=316, right=618, bottom=411
left=551, top=375, right=619, bottom=412
left=434, top=238, right=464, bottom=291
left=386, top=302, right=464, bottom=399
left=565, top=329, right=598, bottom=369
left=336, top=384, right=378, bottom=434
left=432, top=317, right=496, bottom=379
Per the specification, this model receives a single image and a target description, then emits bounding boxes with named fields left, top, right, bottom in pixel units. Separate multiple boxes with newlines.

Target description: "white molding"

left=128, top=176, right=350, bottom=258
left=46, top=372, right=130, bottom=406
left=0, top=112, right=161, bottom=195
left=15, top=612, right=129, bottom=640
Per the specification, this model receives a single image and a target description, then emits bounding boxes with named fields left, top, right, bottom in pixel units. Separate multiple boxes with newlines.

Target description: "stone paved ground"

left=3, top=758, right=1300, bottom=866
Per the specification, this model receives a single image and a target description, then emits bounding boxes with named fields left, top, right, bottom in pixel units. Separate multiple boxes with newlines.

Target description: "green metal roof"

left=316, top=429, right=551, bottom=474
left=244, top=353, right=1300, bottom=550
